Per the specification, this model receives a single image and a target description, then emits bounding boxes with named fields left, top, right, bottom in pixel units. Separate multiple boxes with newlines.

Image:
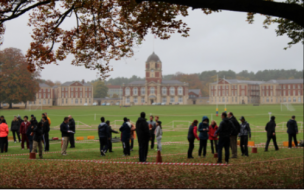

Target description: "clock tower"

left=145, top=52, right=162, bottom=84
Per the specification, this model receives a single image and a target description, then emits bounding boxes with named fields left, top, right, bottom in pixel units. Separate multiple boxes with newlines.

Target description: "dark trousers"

left=122, top=140, right=130, bottom=156
left=107, top=139, right=113, bottom=152
left=218, top=137, right=230, bottom=163
left=265, top=135, right=279, bottom=151
left=240, top=136, right=249, bottom=156
left=150, top=134, right=155, bottom=149
left=29, top=139, right=33, bottom=153
left=21, top=134, right=29, bottom=149
left=99, top=137, right=107, bottom=154
left=187, top=138, right=195, bottom=158
left=69, top=133, right=75, bottom=148
left=130, top=138, right=134, bottom=149
left=138, top=140, right=149, bottom=162
left=210, top=140, right=218, bottom=154
left=198, top=139, right=207, bottom=157
left=12, top=130, right=21, bottom=142
left=288, top=133, right=298, bottom=148
left=0, top=137, right=8, bottom=153
left=44, top=133, right=49, bottom=151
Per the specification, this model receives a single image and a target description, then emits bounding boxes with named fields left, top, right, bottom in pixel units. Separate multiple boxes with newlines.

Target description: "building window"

left=170, top=87, right=175, bottom=95
left=125, top=87, right=130, bottom=96
left=222, top=97, right=225, bottom=102
left=162, top=87, right=167, bottom=95
left=43, top=100, right=46, bottom=105
left=150, top=87, right=155, bottom=94
left=71, top=92, right=74, bottom=97
left=85, top=99, right=87, bottom=103
left=170, top=97, right=174, bottom=103
left=71, top=99, right=73, bottom=104
left=126, top=97, right=130, bottom=104
left=162, top=97, right=166, bottom=103
left=61, top=92, right=64, bottom=98
left=75, top=99, right=78, bottom=104
left=288, top=97, right=291, bottom=102
left=89, top=99, right=91, bottom=103
left=39, top=93, right=41, bottom=99
left=62, top=99, right=64, bottom=104
left=141, top=97, right=145, bottom=103
left=235, top=97, right=237, bottom=102
left=298, top=97, right=301, bottom=102
left=48, top=99, right=50, bottom=104
left=134, top=97, right=138, bottom=103
left=283, top=97, right=286, bottom=102
left=178, top=87, right=183, bottom=95
left=80, top=99, right=82, bottom=104
left=141, top=87, right=145, bottom=95
left=178, top=97, right=183, bottom=103
left=66, top=99, right=68, bottom=104
left=293, top=97, right=296, bottom=102
left=133, top=88, right=138, bottom=96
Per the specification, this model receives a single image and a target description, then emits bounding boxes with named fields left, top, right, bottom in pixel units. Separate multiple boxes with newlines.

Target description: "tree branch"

left=135, top=0, right=304, bottom=27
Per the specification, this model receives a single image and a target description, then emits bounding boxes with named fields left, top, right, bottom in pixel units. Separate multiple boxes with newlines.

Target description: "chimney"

left=82, top=79, right=85, bottom=84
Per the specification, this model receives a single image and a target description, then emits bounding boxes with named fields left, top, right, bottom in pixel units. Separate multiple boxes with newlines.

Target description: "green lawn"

left=0, top=104, right=303, bottom=188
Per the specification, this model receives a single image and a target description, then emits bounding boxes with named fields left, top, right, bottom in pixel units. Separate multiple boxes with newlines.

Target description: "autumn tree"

left=112, top=93, right=119, bottom=98
left=0, top=0, right=303, bottom=78
left=92, top=80, right=108, bottom=98
left=0, top=47, right=40, bottom=108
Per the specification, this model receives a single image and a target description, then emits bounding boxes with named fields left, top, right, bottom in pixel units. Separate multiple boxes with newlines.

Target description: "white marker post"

left=268, top=112, right=272, bottom=121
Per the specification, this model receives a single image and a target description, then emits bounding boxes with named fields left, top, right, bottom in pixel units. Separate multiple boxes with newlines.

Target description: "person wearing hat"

left=119, top=117, right=131, bottom=156
left=265, top=116, right=279, bottom=151
left=238, top=116, right=251, bottom=157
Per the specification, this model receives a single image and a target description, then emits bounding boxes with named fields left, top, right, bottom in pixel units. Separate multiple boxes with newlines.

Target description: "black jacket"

left=215, top=118, right=234, bottom=138
left=98, top=123, right=109, bottom=139
left=11, top=120, right=20, bottom=131
left=265, top=120, right=276, bottom=136
left=60, top=122, right=69, bottom=137
left=136, top=117, right=150, bottom=143
left=120, top=122, right=131, bottom=142
left=229, top=116, right=240, bottom=136
left=108, top=125, right=118, bottom=139
left=32, top=122, right=43, bottom=142
left=42, top=121, right=50, bottom=134
left=69, top=118, right=76, bottom=132
left=287, top=119, right=298, bottom=134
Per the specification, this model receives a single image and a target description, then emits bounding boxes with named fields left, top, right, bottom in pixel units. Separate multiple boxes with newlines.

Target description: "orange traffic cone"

left=29, top=152, right=36, bottom=159
left=156, top=150, right=162, bottom=162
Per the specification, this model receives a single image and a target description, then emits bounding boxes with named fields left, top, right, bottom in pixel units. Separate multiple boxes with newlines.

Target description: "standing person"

left=120, top=117, right=131, bottom=156
left=19, top=116, right=31, bottom=150
left=135, top=112, right=150, bottom=162
left=105, top=121, right=119, bottom=153
left=31, top=121, right=43, bottom=159
left=44, top=113, right=51, bottom=126
left=264, top=116, right=279, bottom=151
left=68, top=115, right=76, bottom=148
left=147, top=115, right=157, bottom=150
left=198, top=116, right=209, bottom=158
left=27, top=117, right=38, bottom=153
left=228, top=112, right=240, bottom=158
left=129, top=119, right=136, bottom=151
left=238, top=116, right=251, bottom=157
left=286, top=115, right=298, bottom=148
left=208, top=120, right=218, bottom=154
left=215, top=112, right=234, bottom=164
left=155, top=121, right=163, bottom=152
left=42, top=117, right=50, bottom=151
left=60, top=117, right=70, bottom=156
left=0, top=120, right=9, bottom=153
left=0, top=116, right=6, bottom=124
left=98, top=117, right=109, bottom=156
left=11, top=116, right=21, bottom=143
left=187, top=120, right=200, bottom=159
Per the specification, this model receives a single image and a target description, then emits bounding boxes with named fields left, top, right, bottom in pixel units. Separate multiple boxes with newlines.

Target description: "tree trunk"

left=24, top=102, right=27, bottom=109
left=136, top=0, right=304, bottom=27
left=9, top=102, right=13, bottom=109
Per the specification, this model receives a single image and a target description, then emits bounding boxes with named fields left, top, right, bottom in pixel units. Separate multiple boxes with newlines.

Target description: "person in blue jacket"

left=120, top=117, right=131, bottom=156
left=198, top=116, right=209, bottom=158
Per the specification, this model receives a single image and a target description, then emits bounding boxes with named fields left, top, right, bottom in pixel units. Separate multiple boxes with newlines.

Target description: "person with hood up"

left=155, top=121, right=163, bottom=152
left=11, top=116, right=21, bottom=143
left=264, top=116, right=279, bottom=151
left=187, top=120, right=200, bottom=159
left=0, top=120, right=9, bottom=153
left=20, top=116, right=31, bottom=150
left=68, top=115, right=76, bottom=148
left=286, top=115, right=298, bottom=148
left=208, top=120, right=218, bottom=154
left=98, top=117, right=109, bottom=156
left=31, top=120, right=44, bottom=159
left=228, top=112, right=240, bottom=159
left=198, top=116, right=209, bottom=158
left=105, top=120, right=119, bottom=153
left=135, top=112, right=150, bottom=162
left=120, top=117, right=131, bottom=156
left=238, top=116, right=251, bottom=157
left=215, top=112, right=235, bottom=164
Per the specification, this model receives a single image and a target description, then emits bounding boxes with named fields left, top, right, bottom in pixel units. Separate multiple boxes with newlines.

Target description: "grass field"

left=0, top=104, right=303, bottom=188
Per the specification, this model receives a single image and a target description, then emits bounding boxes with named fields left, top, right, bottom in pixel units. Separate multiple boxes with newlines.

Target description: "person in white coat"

left=155, top=121, right=163, bottom=151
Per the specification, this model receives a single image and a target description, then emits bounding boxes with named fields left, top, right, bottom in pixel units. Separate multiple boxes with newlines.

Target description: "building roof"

left=61, top=81, right=92, bottom=86
left=146, top=52, right=161, bottom=63
left=213, top=79, right=264, bottom=85
left=127, top=80, right=185, bottom=85
left=188, top=89, right=201, bottom=95
left=264, top=79, right=303, bottom=84
left=107, top=85, right=121, bottom=89
left=39, top=83, right=50, bottom=88
left=128, top=80, right=145, bottom=85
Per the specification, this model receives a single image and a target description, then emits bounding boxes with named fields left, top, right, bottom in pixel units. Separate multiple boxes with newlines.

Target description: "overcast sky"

left=1, top=8, right=303, bottom=83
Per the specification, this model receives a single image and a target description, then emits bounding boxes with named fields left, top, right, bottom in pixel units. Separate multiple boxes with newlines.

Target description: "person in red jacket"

left=19, top=116, right=31, bottom=150
left=208, top=120, right=219, bottom=154
left=0, top=121, right=9, bottom=153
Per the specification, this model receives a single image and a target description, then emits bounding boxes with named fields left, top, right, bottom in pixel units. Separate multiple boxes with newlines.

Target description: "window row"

left=61, top=98, right=91, bottom=104
left=125, top=87, right=183, bottom=96
left=61, top=87, right=91, bottom=91
left=125, top=97, right=183, bottom=104
left=61, top=92, right=91, bottom=98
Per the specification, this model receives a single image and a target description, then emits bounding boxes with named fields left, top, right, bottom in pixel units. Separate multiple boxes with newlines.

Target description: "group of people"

left=187, top=112, right=300, bottom=164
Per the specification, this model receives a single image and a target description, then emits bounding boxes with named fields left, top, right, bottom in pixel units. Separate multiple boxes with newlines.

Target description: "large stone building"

left=121, top=52, right=189, bottom=105
left=107, top=85, right=122, bottom=98
left=209, top=78, right=303, bottom=105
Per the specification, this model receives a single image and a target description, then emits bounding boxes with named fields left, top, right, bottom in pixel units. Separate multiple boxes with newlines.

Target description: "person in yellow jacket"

left=44, top=112, right=51, bottom=125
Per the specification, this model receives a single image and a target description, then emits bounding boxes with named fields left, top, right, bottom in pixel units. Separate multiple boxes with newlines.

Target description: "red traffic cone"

left=214, top=153, right=218, bottom=158
left=252, top=147, right=258, bottom=153
left=156, top=150, right=162, bottom=162
left=29, top=152, right=36, bottom=159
